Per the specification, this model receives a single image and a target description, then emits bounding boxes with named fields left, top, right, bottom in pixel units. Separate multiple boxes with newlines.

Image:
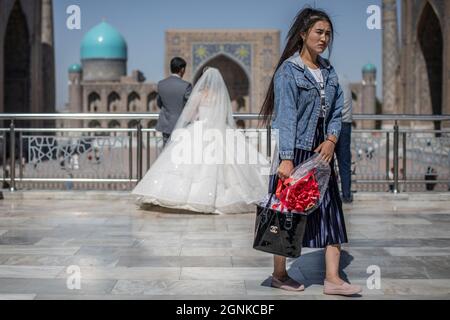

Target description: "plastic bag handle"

left=263, top=175, right=279, bottom=210
left=260, top=190, right=276, bottom=224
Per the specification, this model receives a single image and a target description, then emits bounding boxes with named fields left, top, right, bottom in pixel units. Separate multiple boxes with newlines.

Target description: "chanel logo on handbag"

left=270, top=226, right=279, bottom=234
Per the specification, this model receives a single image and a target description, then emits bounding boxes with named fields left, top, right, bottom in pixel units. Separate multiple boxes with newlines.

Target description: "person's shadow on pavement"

left=260, top=249, right=356, bottom=292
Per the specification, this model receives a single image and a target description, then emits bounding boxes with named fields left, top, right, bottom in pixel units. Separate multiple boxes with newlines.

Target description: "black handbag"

left=253, top=193, right=308, bottom=258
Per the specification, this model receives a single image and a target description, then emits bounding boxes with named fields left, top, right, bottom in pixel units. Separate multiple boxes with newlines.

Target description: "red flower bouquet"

left=261, top=154, right=331, bottom=215
left=273, top=168, right=321, bottom=213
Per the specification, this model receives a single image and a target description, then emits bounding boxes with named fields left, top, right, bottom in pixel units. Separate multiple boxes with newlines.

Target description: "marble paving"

left=0, top=196, right=450, bottom=300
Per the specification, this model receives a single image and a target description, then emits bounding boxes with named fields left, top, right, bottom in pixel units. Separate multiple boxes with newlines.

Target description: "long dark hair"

left=259, top=7, right=334, bottom=126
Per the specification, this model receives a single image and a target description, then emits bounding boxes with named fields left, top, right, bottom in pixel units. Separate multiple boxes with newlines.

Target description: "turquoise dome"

left=363, top=63, right=377, bottom=73
left=80, top=22, right=127, bottom=60
left=68, top=63, right=82, bottom=73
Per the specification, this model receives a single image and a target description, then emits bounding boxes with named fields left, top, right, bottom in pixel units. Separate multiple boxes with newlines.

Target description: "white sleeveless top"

left=308, top=67, right=326, bottom=118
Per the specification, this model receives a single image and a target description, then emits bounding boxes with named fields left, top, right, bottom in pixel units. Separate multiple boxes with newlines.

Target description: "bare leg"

left=323, top=244, right=363, bottom=295
left=324, top=244, right=344, bottom=284
left=273, top=255, right=288, bottom=280
left=271, top=254, right=305, bottom=291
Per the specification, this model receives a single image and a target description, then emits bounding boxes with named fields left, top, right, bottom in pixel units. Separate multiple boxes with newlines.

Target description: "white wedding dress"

left=132, top=68, right=269, bottom=214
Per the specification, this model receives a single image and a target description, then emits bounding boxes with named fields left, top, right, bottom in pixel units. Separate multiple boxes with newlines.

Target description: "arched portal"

left=88, top=120, right=102, bottom=137
left=418, top=2, right=443, bottom=130
left=88, top=92, right=101, bottom=112
left=107, top=92, right=120, bottom=112
left=4, top=0, right=31, bottom=118
left=108, top=120, right=121, bottom=136
left=127, top=92, right=140, bottom=112
left=147, top=92, right=158, bottom=112
left=193, top=54, right=250, bottom=114
left=88, top=120, right=101, bottom=128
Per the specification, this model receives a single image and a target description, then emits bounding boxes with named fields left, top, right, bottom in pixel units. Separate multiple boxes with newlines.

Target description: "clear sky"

left=53, top=0, right=392, bottom=110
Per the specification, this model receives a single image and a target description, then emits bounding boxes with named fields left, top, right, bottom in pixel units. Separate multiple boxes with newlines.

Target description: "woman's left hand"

left=314, top=140, right=335, bottom=163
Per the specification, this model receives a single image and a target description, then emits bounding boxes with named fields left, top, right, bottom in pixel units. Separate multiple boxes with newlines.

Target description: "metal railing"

left=0, top=113, right=449, bottom=193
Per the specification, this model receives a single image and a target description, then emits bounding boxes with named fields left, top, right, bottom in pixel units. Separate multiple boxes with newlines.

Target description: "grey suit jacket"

left=155, top=75, right=192, bottom=134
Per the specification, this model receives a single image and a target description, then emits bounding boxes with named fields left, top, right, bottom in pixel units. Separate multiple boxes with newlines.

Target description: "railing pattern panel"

left=350, top=131, right=389, bottom=192
left=20, top=134, right=133, bottom=190
left=402, top=132, right=450, bottom=192
left=8, top=129, right=270, bottom=190
left=142, top=131, right=164, bottom=171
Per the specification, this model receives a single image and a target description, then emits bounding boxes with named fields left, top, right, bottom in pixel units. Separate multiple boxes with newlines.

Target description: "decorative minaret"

left=68, top=64, right=83, bottom=128
left=41, top=0, right=53, bottom=46
left=382, top=0, right=400, bottom=118
left=362, top=64, right=377, bottom=129
left=41, top=0, right=56, bottom=116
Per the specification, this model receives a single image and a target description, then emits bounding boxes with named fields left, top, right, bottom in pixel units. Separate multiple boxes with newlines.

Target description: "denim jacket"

left=272, top=52, right=344, bottom=160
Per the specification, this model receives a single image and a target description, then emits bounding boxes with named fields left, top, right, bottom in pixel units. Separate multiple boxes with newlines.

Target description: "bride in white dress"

left=132, top=67, right=269, bottom=214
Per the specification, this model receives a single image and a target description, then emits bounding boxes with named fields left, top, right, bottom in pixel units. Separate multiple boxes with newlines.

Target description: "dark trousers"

left=162, top=133, right=171, bottom=148
left=335, top=122, right=352, bottom=199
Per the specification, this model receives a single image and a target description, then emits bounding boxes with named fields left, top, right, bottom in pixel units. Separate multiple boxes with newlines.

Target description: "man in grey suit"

left=156, top=57, right=193, bottom=147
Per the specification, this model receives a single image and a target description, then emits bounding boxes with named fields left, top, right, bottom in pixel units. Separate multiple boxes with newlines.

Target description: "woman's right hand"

left=277, top=160, right=294, bottom=181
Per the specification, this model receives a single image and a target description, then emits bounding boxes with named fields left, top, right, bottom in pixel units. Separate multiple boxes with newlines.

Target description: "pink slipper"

left=271, top=276, right=305, bottom=292
left=323, top=279, right=362, bottom=296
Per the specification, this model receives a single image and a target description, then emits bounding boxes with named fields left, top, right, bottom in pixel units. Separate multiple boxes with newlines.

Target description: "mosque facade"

left=383, top=0, right=449, bottom=129
left=64, top=21, right=158, bottom=130
left=64, top=23, right=378, bottom=130
left=165, top=30, right=281, bottom=125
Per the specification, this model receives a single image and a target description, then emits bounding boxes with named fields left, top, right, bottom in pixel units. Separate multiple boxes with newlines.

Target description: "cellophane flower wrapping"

left=260, top=154, right=331, bottom=215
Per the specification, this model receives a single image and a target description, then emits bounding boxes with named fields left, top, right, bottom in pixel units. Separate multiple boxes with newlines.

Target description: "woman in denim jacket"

left=260, top=7, right=362, bottom=296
